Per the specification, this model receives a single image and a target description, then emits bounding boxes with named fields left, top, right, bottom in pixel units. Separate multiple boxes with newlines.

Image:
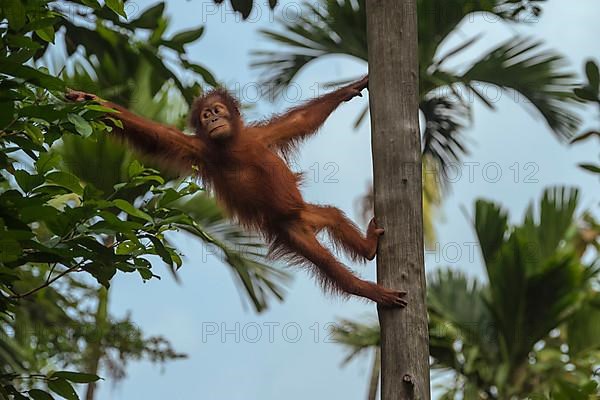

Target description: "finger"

left=395, top=297, right=408, bottom=306
left=64, top=90, right=77, bottom=100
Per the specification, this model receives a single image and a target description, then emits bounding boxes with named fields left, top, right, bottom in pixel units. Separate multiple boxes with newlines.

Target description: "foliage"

left=0, top=0, right=289, bottom=398
left=213, top=0, right=279, bottom=19
left=571, top=60, right=600, bottom=176
left=332, top=187, right=600, bottom=399
left=3, top=272, right=186, bottom=377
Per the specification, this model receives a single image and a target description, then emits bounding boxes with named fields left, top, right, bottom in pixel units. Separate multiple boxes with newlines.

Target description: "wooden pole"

left=366, top=0, right=430, bottom=399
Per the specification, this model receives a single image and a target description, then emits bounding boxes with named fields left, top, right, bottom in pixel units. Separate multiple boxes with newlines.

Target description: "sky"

left=92, top=1, right=600, bottom=399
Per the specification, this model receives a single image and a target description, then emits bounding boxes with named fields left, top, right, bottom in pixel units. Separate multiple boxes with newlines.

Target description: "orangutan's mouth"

left=210, top=125, right=226, bottom=134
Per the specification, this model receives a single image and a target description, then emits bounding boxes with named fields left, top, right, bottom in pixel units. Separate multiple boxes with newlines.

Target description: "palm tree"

left=332, top=187, right=600, bottom=399
left=251, top=0, right=580, bottom=178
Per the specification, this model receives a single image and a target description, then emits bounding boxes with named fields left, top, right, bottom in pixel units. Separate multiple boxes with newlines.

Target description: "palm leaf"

left=428, top=268, right=499, bottom=372
left=420, top=95, right=470, bottom=177
left=480, top=187, right=588, bottom=367
left=250, top=0, right=367, bottom=93
left=461, top=38, right=581, bottom=140
left=567, top=290, right=600, bottom=355
left=171, top=193, right=291, bottom=312
left=331, top=317, right=380, bottom=364
left=473, top=199, right=509, bottom=265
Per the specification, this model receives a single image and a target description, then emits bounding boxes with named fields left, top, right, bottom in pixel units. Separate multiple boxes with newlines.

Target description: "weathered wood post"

left=366, top=0, right=430, bottom=398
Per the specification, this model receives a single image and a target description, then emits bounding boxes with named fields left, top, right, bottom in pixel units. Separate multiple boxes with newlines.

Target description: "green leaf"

left=162, top=27, right=204, bottom=53
left=84, top=104, right=118, bottom=113
left=48, top=378, right=78, bottom=400
left=474, top=200, right=508, bottom=264
left=169, top=27, right=205, bottom=47
left=13, top=169, right=44, bottom=192
left=51, top=371, right=101, bottom=384
left=115, top=240, right=141, bottom=255
left=46, top=171, right=84, bottom=195
left=28, top=389, right=55, bottom=400
left=0, top=61, right=65, bottom=90
left=25, top=124, right=44, bottom=145
left=0, top=101, right=15, bottom=129
left=0, top=238, right=22, bottom=263
left=578, top=163, right=600, bottom=174
left=113, top=199, right=153, bottom=222
left=83, top=262, right=117, bottom=287
left=231, top=0, right=253, bottom=19
left=585, top=60, right=600, bottom=90
left=574, top=87, right=598, bottom=102
left=182, top=61, right=218, bottom=87
left=5, top=0, right=26, bottom=30
left=6, top=34, right=43, bottom=50
left=570, top=130, right=600, bottom=144
left=105, top=0, right=126, bottom=18
left=129, top=2, right=165, bottom=29
left=146, top=234, right=173, bottom=265
left=106, top=116, right=123, bottom=128
left=127, top=160, right=144, bottom=179
left=567, top=300, right=600, bottom=355
left=137, top=266, right=153, bottom=280
left=20, top=104, right=65, bottom=121
left=81, top=0, right=101, bottom=8
left=35, top=26, right=56, bottom=43
left=67, top=113, right=93, bottom=137
left=36, top=152, right=61, bottom=174
left=268, top=0, right=278, bottom=8
left=23, top=16, right=59, bottom=31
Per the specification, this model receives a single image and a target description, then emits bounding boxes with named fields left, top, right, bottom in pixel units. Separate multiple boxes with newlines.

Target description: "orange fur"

left=66, top=76, right=407, bottom=307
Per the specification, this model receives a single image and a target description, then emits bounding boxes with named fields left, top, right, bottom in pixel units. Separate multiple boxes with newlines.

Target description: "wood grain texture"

left=366, top=0, right=431, bottom=398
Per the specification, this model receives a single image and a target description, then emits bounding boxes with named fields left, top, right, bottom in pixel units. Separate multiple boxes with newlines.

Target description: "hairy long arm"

left=255, top=76, right=368, bottom=153
left=66, top=90, right=204, bottom=173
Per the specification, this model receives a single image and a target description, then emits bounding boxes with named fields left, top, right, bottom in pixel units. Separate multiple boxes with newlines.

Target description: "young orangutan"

left=66, top=76, right=407, bottom=307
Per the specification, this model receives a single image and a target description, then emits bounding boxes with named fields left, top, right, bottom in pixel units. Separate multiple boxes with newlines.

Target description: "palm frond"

left=253, top=0, right=547, bottom=96
left=473, top=199, right=509, bottom=265
left=567, top=289, right=600, bottom=356
left=331, top=317, right=380, bottom=364
left=461, top=38, right=581, bottom=140
left=172, top=193, right=291, bottom=313
left=428, top=268, right=498, bottom=365
left=479, top=187, right=589, bottom=367
left=420, top=95, right=470, bottom=178
left=250, top=0, right=367, bottom=93
left=520, top=187, right=580, bottom=262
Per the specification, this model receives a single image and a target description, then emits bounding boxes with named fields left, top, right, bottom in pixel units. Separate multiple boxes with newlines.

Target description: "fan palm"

left=332, top=187, right=600, bottom=399
left=251, top=0, right=581, bottom=176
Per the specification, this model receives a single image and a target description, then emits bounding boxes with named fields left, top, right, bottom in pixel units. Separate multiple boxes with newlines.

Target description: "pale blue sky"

left=95, top=1, right=599, bottom=399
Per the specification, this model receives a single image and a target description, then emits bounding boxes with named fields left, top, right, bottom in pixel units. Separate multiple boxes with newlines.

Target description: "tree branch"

left=11, top=261, right=85, bottom=299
